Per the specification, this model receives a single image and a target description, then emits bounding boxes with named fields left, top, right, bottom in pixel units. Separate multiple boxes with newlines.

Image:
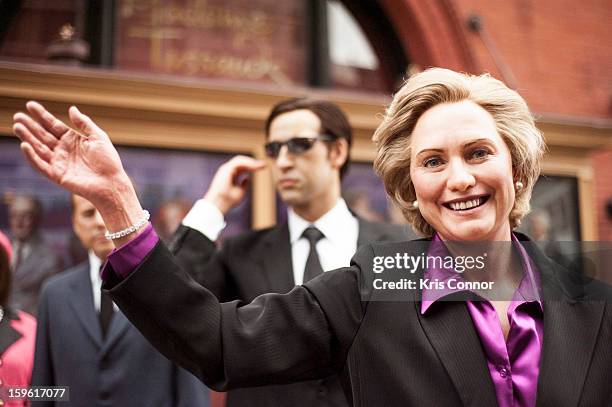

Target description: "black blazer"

left=167, top=218, right=411, bottom=407
left=103, top=235, right=612, bottom=407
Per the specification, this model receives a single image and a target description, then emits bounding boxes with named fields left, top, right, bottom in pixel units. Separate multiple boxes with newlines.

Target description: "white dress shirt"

left=89, top=250, right=117, bottom=312
left=287, top=199, right=358, bottom=284
left=182, top=198, right=359, bottom=285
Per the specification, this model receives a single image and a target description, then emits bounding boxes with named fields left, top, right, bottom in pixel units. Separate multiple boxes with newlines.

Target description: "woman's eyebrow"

left=415, top=148, right=444, bottom=158
left=463, top=138, right=491, bottom=148
left=415, top=138, right=494, bottom=158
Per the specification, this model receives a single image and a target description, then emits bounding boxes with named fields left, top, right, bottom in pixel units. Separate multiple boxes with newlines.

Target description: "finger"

left=68, top=106, right=104, bottom=136
left=229, top=164, right=266, bottom=185
left=234, top=162, right=266, bottom=173
left=13, top=123, right=53, bottom=163
left=13, top=112, right=59, bottom=150
left=20, top=142, right=54, bottom=180
left=238, top=174, right=251, bottom=189
left=228, top=156, right=267, bottom=172
left=234, top=171, right=252, bottom=188
left=230, top=155, right=266, bottom=166
left=25, top=101, right=70, bottom=138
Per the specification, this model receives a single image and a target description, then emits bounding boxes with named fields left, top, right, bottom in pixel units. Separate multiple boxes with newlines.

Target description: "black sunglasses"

left=264, top=134, right=337, bottom=158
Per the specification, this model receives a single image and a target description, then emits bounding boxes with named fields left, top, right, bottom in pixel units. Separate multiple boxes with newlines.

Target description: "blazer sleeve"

left=30, top=285, right=55, bottom=407
left=103, top=240, right=372, bottom=391
left=168, top=225, right=237, bottom=301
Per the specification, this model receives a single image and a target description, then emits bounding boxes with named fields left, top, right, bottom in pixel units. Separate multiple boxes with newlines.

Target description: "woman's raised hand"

left=13, top=101, right=127, bottom=203
left=13, top=101, right=145, bottom=246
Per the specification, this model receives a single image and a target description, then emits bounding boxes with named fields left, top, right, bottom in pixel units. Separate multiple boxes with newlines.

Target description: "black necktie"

left=302, top=226, right=325, bottom=283
left=13, top=242, right=24, bottom=270
left=99, top=290, right=114, bottom=338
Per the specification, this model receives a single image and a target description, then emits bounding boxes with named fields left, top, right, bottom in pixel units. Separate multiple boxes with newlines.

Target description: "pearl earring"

left=515, top=181, right=524, bottom=191
left=412, top=200, right=419, bottom=209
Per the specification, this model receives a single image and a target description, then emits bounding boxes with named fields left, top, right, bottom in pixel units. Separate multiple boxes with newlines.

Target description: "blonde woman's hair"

left=373, top=68, right=546, bottom=236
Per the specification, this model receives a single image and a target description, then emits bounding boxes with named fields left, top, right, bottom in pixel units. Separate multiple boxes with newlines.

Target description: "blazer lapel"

left=357, top=218, right=378, bottom=248
left=535, top=300, right=605, bottom=406
left=416, top=298, right=498, bottom=406
left=410, top=237, right=497, bottom=405
left=524, top=240, right=607, bottom=407
left=262, top=223, right=294, bottom=291
left=68, top=266, right=103, bottom=348
left=100, top=310, right=130, bottom=354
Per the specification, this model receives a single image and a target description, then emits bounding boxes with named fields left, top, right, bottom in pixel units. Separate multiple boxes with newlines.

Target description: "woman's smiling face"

left=410, top=100, right=516, bottom=242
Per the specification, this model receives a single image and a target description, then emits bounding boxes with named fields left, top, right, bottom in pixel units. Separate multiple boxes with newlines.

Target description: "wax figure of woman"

left=0, top=231, right=37, bottom=407
left=13, top=68, right=611, bottom=407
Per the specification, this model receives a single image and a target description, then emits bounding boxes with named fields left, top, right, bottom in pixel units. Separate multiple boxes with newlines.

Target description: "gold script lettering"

left=163, top=48, right=290, bottom=83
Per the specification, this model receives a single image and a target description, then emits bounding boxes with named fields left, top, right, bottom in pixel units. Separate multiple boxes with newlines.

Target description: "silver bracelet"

left=104, top=210, right=151, bottom=240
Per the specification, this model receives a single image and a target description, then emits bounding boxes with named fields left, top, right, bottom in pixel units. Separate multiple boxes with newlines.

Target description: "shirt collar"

left=420, top=232, right=543, bottom=315
left=288, top=199, right=355, bottom=246
left=88, top=250, right=103, bottom=286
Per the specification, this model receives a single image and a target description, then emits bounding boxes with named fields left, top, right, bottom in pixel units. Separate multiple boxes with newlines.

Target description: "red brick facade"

left=452, top=0, right=611, bottom=119
left=382, top=0, right=611, bottom=120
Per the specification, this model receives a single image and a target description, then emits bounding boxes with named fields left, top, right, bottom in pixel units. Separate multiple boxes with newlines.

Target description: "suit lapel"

left=410, top=237, right=497, bottom=406
left=261, top=218, right=385, bottom=291
left=416, top=298, right=498, bottom=406
left=523, top=240, right=607, bottom=407
left=68, top=265, right=103, bottom=348
left=100, top=310, right=130, bottom=355
left=261, top=218, right=384, bottom=291
left=12, top=240, right=41, bottom=282
left=262, top=223, right=294, bottom=291
left=535, top=300, right=605, bottom=406
left=357, top=218, right=378, bottom=248
left=356, top=217, right=407, bottom=247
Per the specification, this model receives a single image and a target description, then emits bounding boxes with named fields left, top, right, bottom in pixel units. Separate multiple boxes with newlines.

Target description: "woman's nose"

left=446, top=159, right=476, bottom=192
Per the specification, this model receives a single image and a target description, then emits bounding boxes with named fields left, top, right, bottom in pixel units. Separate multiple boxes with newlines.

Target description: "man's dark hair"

left=264, top=97, right=353, bottom=179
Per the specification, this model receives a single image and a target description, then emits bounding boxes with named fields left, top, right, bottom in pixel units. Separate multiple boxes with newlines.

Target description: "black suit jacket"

left=103, top=235, right=612, bottom=407
left=168, top=218, right=411, bottom=406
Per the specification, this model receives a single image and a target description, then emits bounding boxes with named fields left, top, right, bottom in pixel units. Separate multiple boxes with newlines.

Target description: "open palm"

left=13, top=102, right=126, bottom=204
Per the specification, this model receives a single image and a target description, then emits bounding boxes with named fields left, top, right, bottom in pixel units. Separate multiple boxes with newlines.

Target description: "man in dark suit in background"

left=8, top=194, right=63, bottom=316
left=31, top=194, right=209, bottom=407
left=170, top=98, right=414, bottom=407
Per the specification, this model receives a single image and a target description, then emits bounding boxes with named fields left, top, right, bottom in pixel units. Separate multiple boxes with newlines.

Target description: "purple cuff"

left=101, top=223, right=159, bottom=281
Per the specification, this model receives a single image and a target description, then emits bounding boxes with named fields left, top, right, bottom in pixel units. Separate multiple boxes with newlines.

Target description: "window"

left=0, top=0, right=407, bottom=93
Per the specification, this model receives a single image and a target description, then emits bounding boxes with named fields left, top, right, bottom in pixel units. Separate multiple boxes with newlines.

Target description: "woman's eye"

left=470, top=149, right=489, bottom=159
left=423, top=157, right=442, bottom=168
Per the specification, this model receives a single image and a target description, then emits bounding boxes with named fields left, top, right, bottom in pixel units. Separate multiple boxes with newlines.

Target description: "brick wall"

left=447, top=0, right=611, bottom=119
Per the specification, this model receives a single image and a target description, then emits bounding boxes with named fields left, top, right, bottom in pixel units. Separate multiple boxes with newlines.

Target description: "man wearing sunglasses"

left=169, top=97, right=412, bottom=407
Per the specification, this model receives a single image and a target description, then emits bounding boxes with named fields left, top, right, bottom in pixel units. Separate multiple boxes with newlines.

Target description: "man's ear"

left=327, top=139, right=349, bottom=170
